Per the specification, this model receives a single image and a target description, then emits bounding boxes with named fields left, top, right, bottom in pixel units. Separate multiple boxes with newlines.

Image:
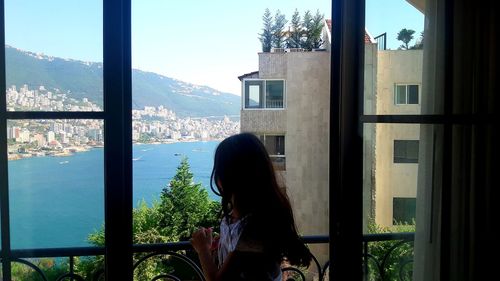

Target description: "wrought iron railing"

left=1, top=233, right=416, bottom=281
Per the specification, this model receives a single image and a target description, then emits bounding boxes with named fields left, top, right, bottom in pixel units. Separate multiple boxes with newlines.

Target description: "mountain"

left=5, top=46, right=241, bottom=117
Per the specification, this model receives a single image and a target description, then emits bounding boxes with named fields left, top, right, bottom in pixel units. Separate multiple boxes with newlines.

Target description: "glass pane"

left=132, top=1, right=331, bottom=279
left=393, top=197, right=416, bottom=224
left=408, top=84, right=419, bottom=104
left=266, top=80, right=285, bottom=108
left=395, top=85, right=407, bottom=104
left=364, top=0, right=425, bottom=115
left=363, top=123, right=429, bottom=280
left=394, top=140, right=419, bottom=163
left=7, top=119, right=104, bottom=249
left=264, top=135, right=285, bottom=155
left=245, top=80, right=264, bottom=108
left=4, top=0, right=103, bottom=112
left=249, top=85, right=261, bottom=106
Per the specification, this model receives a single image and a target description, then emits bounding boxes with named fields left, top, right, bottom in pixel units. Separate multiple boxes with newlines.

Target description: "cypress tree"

left=272, top=10, right=287, bottom=49
left=286, top=9, right=302, bottom=49
left=259, top=8, right=273, bottom=52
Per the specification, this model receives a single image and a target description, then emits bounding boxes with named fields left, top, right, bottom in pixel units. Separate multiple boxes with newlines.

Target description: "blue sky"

left=5, top=0, right=423, bottom=95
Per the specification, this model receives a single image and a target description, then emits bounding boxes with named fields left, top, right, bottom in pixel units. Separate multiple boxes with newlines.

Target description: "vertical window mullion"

left=103, top=0, right=133, bottom=280
left=0, top=0, right=13, bottom=279
left=331, top=0, right=365, bottom=280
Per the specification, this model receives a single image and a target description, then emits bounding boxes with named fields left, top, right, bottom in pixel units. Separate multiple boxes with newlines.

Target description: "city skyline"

left=6, top=84, right=239, bottom=161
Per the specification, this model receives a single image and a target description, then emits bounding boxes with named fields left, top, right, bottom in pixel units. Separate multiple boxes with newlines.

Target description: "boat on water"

left=59, top=161, right=69, bottom=164
left=174, top=153, right=182, bottom=156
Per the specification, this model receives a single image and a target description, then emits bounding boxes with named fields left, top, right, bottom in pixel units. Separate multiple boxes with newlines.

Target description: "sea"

left=7, top=141, right=220, bottom=249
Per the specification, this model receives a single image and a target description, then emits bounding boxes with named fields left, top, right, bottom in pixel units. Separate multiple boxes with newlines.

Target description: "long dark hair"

left=210, top=133, right=311, bottom=267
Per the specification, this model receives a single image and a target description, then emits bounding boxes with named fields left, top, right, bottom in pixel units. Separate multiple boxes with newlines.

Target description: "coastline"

left=8, top=139, right=221, bottom=161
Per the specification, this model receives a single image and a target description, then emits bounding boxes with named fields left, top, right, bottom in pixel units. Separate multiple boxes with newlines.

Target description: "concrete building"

left=239, top=19, right=423, bottom=265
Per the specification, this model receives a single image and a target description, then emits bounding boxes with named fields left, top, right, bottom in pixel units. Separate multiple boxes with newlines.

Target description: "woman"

left=191, top=133, right=311, bottom=281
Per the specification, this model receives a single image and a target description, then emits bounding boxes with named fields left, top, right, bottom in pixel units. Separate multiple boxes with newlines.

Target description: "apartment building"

left=239, top=20, right=423, bottom=264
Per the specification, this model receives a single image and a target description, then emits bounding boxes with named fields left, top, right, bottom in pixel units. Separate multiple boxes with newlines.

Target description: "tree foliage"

left=259, top=8, right=273, bottom=52
left=261, top=8, right=324, bottom=52
left=366, top=219, right=415, bottom=281
left=158, top=157, right=220, bottom=241
left=397, top=28, right=416, bottom=50
left=286, top=9, right=302, bottom=48
left=410, top=31, right=424, bottom=50
left=272, top=10, right=287, bottom=49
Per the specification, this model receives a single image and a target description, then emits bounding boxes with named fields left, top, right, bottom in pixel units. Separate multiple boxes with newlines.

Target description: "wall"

left=374, top=50, right=423, bottom=226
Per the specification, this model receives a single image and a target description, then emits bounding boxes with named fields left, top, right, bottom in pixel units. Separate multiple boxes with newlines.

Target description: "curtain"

left=414, top=0, right=498, bottom=280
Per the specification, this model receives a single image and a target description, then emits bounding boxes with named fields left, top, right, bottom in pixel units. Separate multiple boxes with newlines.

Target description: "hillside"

left=5, top=46, right=240, bottom=117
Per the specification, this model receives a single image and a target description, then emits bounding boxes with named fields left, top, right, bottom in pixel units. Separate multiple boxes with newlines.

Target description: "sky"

left=4, top=0, right=423, bottom=96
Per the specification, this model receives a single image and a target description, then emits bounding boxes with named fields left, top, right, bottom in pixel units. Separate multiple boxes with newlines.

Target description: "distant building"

left=239, top=19, right=423, bottom=261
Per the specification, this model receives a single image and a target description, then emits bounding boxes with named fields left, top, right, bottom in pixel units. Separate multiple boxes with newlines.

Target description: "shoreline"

left=8, top=139, right=222, bottom=161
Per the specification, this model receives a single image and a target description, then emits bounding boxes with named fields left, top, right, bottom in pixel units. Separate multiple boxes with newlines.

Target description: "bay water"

left=7, top=141, right=219, bottom=249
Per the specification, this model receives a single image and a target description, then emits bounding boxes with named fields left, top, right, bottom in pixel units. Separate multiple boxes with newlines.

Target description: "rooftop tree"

left=286, top=9, right=302, bottom=48
left=259, top=8, right=273, bottom=52
left=272, top=10, right=287, bottom=49
left=397, top=28, right=416, bottom=50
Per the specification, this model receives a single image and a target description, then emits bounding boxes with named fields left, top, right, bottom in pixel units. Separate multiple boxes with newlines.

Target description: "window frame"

left=0, top=0, right=133, bottom=280
left=258, top=134, right=286, bottom=171
left=242, top=78, right=286, bottom=110
left=394, top=83, right=420, bottom=105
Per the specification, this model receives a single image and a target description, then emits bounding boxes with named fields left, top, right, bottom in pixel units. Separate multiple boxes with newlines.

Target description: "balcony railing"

left=1, top=233, right=415, bottom=281
left=266, top=99, right=284, bottom=109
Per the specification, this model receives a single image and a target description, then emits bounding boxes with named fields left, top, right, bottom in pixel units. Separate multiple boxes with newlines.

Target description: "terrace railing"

left=1, top=233, right=415, bottom=281
left=374, top=33, right=387, bottom=51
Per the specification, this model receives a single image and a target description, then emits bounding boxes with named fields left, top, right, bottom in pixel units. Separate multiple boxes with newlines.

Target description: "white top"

left=217, top=216, right=282, bottom=281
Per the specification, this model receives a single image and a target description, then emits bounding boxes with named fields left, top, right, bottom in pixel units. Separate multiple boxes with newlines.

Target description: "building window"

left=259, top=134, right=286, bottom=170
left=244, top=79, right=285, bottom=109
left=393, top=197, right=416, bottom=224
left=394, top=140, right=419, bottom=163
left=394, top=84, right=419, bottom=105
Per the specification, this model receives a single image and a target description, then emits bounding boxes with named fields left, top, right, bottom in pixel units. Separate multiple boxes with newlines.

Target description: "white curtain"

left=414, top=0, right=497, bottom=280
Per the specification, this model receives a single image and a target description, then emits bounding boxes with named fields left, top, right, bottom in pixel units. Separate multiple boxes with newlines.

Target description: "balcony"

left=1, top=233, right=416, bottom=281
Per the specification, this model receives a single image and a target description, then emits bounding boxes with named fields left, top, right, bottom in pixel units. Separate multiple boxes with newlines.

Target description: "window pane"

left=131, top=1, right=331, bottom=279
left=7, top=119, right=104, bottom=249
left=363, top=124, right=420, bottom=229
left=393, top=197, right=416, bottom=224
left=408, top=84, right=419, bottom=104
left=263, top=135, right=285, bottom=155
left=395, top=85, right=407, bottom=104
left=4, top=0, right=103, bottom=112
left=394, top=140, right=419, bottom=163
left=265, top=80, right=284, bottom=108
left=245, top=81, right=264, bottom=108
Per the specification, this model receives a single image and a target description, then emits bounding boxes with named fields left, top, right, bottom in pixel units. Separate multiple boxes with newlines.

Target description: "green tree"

left=396, top=28, right=416, bottom=50
left=82, top=157, right=220, bottom=281
left=300, top=10, right=313, bottom=50
left=158, top=157, right=220, bottom=241
left=410, top=31, right=424, bottom=49
left=310, top=10, right=325, bottom=49
left=286, top=9, right=302, bottom=48
left=272, top=10, right=287, bottom=49
left=259, top=8, right=273, bottom=52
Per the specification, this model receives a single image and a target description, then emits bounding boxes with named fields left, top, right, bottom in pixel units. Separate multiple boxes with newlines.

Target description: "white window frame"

left=242, top=79, right=286, bottom=110
left=394, top=83, right=420, bottom=105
